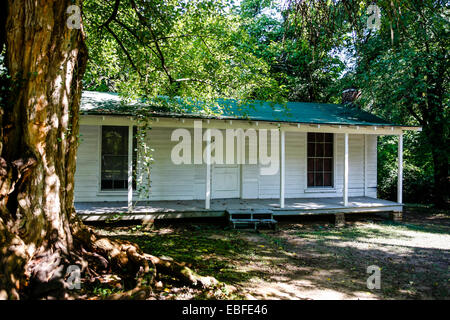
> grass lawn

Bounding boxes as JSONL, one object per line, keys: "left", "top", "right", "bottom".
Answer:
{"left": 89, "top": 206, "right": 449, "bottom": 300}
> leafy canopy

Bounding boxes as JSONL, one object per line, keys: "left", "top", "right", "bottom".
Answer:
{"left": 83, "top": 0, "right": 282, "bottom": 105}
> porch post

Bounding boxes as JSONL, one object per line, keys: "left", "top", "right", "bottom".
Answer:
{"left": 364, "top": 134, "right": 368, "bottom": 197}
{"left": 343, "top": 133, "right": 349, "bottom": 207}
{"left": 280, "top": 129, "right": 285, "bottom": 208}
{"left": 205, "top": 129, "right": 211, "bottom": 209}
{"left": 397, "top": 133, "right": 403, "bottom": 204}
{"left": 128, "top": 125, "right": 133, "bottom": 212}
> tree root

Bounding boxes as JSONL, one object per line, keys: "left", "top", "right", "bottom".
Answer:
{"left": 145, "top": 254, "right": 219, "bottom": 289}
{"left": 1, "top": 217, "right": 220, "bottom": 300}
{"left": 69, "top": 221, "right": 220, "bottom": 300}
{"left": 0, "top": 217, "right": 30, "bottom": 300}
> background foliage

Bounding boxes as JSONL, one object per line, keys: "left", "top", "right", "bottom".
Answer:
{"left": 82, "top": 0, "right": 449, "bottom": 206}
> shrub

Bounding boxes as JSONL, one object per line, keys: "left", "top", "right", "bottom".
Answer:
{"left": 377, "top": 133, "right": 434, "bottom": 205}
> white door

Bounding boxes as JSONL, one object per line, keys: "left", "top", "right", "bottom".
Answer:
{"left": 212, "top": 164, "right": 240, "bottom": 199}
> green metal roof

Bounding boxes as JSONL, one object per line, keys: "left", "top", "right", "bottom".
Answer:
{"left": 80, "top": 91, "right": 399, "bottom": 127}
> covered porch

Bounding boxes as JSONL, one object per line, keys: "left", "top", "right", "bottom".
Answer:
{"left": 76, "top": 91, "right": 422, "bottom": 222}
{"left": 75, "top": 196, "right": 403, "bottom": 222}
{"left": 95, "top": 129, "right": 406, "bottom": 214}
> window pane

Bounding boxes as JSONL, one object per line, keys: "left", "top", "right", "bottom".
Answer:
{"left": 324, "top": 158, "right": 332, "bottom": 171}
{"left": 101, "top": 180, "right": 112, "bottom": 190}
{"left": 315, "top": 173, "right": 323, "bottom": 186}
{"left": 101, "top": 126, "right": 129, "bottom": 190}
{"left": 308, "top": 173, "right": 314, "bottom": 186}
{"left": 102, "top": 126, "right": 128, "bottom": 155}
{"left": 314, "top": 158, "right": 323, "bottom": 171}
{"left": 307, "top": 133, "right": 334, "bottom": 188}
{"left": 308, "top": 158, "right": 314, "bottom": 171}
{"left": 308, "top": 143, "right": 315, "bottom": 157}
{"left": 324, "top": 143, "right": 333, "bottom": 157}
{"left": 316, "top": 143, "right": 324, "bottom": 157}
{"left": 316, "top": 133, "right": 324, "bottom": 142}
{"left": 324, "top": 173, "right": 332, "bottom": 186}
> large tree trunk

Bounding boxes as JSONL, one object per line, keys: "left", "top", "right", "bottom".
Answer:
{"left": 0, "top": 0, "right": 87, "bottom": 299}
{"left": 0, "top": 0, "right": 218, "bottom": 300}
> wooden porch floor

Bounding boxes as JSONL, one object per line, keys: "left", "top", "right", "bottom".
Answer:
{"left": 75, "top": 196, "right": 403, "bottom": 222}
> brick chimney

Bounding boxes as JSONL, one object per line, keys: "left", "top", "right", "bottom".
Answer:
{"left": 342, "top": 88, "right": 361, "bottom": 105}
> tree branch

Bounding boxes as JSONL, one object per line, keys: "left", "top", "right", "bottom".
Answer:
{"left": 104, "top": 25, "right": 142, "bottom": 78}
{"left": 129, "top": 0, "right": 174, "bottom": 83}
{"left": 99, "top": 0, "right": 121, "bottom": 30}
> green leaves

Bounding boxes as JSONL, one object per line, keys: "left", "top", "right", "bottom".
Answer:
{"left": 83, "top": 0, "right": 280, "bottom": 107}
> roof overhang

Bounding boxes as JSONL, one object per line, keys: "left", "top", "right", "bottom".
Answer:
{"left": 80, "top": 114, "right": 421, "bottom": 135}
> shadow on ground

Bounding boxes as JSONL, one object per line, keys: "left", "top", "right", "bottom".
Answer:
{"left": 95, "top": 207, "right": 449, "bottom": 300}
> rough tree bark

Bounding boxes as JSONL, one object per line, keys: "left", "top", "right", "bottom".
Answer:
{"left": 0, "top": 0, "right": 217, "bottom": 300}
{"left": 0, "top": 0, "right": 89, "bottom": 299}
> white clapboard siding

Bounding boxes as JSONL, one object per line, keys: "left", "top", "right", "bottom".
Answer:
{"left": 366, "top": 135, "right": 378, "bottom": 198}
{"left": 331, "top": 133, "right": 369, "bottom": 198}
{"left": 241, "top": 129, "right": 259, "bottom": 199}
{"left": 348, "top": 134, "right": 365, "bottom": 196}
{"left": 285, "top": 132, "right": 306, "bottom": 198}
{"left": 253, "top": 133, "right": 371, "bottom": 199}
{"left": 242, "top": 164, "right": 259, "bottom": 199}
{"left": 146, "top": 127, "right": 195, "bottom": 200}
{"left": 257, "top": 129, "right": 280, "bottom": 199}
{"left": 74, "top": 123, "right": 379, "bottom": 202}
{"left": 74, "top": 125, "right": 100, "bottom": 202}
{"left": 334, "top": 133, "right": 344, "bottom": 193}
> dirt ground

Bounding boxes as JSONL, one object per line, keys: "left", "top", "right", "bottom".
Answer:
{"left": 90, "top": 206, "right": 449, "bottom": 300}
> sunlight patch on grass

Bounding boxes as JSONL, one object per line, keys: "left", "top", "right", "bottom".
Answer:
{"left": 295, "top": 222, "right": 450, "bottom": 250}
{"left": 296, "top": 223, "right": 406, "bottom": 241}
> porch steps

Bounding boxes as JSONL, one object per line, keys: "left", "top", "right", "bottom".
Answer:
{"left": 226, "top": 209, "right": 277, "bottom": 230}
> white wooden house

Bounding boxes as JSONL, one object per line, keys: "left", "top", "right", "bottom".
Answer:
{"left": 75, "top": 91, "right": 421, "bottom": 223}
